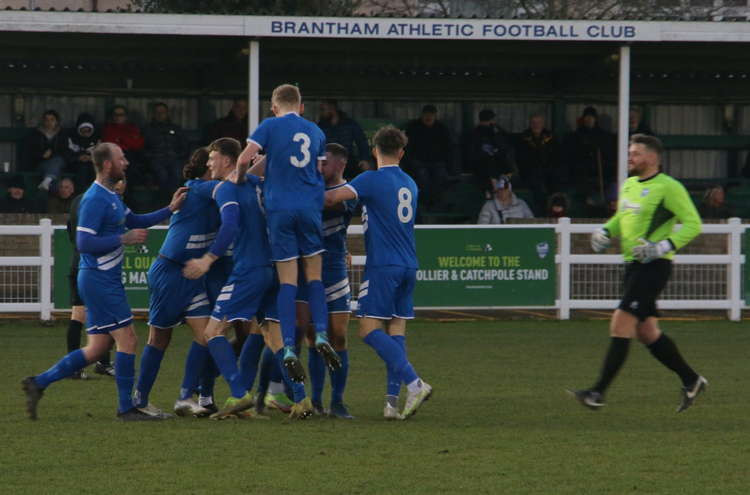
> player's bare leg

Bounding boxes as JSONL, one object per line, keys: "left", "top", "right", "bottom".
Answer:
{"left": 636, "top": 317, "right": 706, "bottom": 412}
{"left": 302, "top": 254, "right": 341, "bottom": 370}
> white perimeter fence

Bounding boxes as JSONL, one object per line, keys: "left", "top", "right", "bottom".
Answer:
{"left": 0, "top": 218, "right": 745, "bottom": 321}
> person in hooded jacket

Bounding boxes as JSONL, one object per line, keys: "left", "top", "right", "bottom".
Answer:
{"left": 24, "top": 109, "right": 68, "bottom": 191}
{"left": 65, "top": 112, "right": 101, "bottom": 192}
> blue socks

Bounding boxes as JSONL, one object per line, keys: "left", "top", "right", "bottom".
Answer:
{"left": 198, "top": 357, "right": 217, "bottom": 399}
{"left": 330, "top": 349, "right": 348, "bottom": 405}
{"left": 239, "top": 334, "right": 265, "bottom": 392}
{"left": 115, "top": 352, "right": 136, "bottom": 413}
{"left": 256, "top": 347, "right": 275, "bottom": 399}
{"left": 274, "top": 349, "right": 306, "bottom": 402}
{"left": 306, "top": 280, "right": 328, "bottom": 336}
{"left": 179, "top": 342, "right": 209, "bottom": 400}
{"left": 364, "top": 329, "right": 419, "bottom": 387}
{"left": 34, "top": 349, "right": 87, "bottom": 389}
{"left": 308, "top": 346, "right": 325, "bottom": 404}
{"left": 277, "top": 283, "right": 298, "bottom": 349}
{"left": 134, "top": 344, "right": 164, "bottom": 407}
{"left": 386, "top": 335, "right": 407, "bottom": 396}
{"left": 207, "top": 336, "right": 245, "bottom": 399}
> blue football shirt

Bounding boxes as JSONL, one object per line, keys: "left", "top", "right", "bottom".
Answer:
{"left": 248, "top": 112, "right": 326, "bottom": 212}
{"left": 322, "top": 182, "right": 357, "bottom": 267}
{"left": 76, "top": 181, "right": 127, "bottom": 274}
{"left": 213, "top": 176, "right": 272, "bottom": 272}
{"left": 158, "top": 179, "right": 219, "bottom": 263}
{"left": 346, "top": 166, "right": 418, "bottom": 269}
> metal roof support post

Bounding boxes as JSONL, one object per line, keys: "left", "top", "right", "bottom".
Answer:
{"left": 248, "top": 39, "right": 260, "bottom": 134}
{"left": 617, "top": 45, "right": 631, "bottom": 186}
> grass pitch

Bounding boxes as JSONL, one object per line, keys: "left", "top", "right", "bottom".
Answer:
{"left": 2, "top": 318, "right": 749, "bottom": 494}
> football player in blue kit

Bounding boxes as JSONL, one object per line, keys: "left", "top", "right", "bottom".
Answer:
{"left": 184, "top": 138, "right": 311, "bottom": 419}
{"left": 236, "top": 83, "right": 341, "bottom": 383}
{"left": 22, "top": 143, "right": 187, "bottom": 421}
{"left": 296, "top": 143, "right": 356, "bottom": 419}
{"left": 130, "top": 147, "right": 230, "bottom": 418}
{"left": 325, "top": 126, "right": 432, "bottom": 420}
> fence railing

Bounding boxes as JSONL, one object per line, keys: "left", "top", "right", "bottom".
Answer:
{"left": 0, "top": 219, "right": 745, "bottom": 321}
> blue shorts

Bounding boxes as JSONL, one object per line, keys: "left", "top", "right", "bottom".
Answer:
{"left": 212, "top": 266, "right": 275, "bottom": 322}
{"left": 266, "top": 209, "right": 323, "bottom": 262}
{"left": 206, "top": 256, "right": 233, "bottom": 304}
{"left": 78, "top": 269, "right": 133, "bottom": 334}
{"left": 356, "top": 266, "right": 416, "bottom": 320}
{"left": 296, "top": 263, "right": 351, "bottom": 313}
{"left": 147, "top": 257, "right": 210, "bottom": 329}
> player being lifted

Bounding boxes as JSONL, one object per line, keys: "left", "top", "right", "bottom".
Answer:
{"left": 571, "top": 134, "right": 707, "bottom": 412}
{"left": 22, "top": 143, "right": 187, "bottom": 421}
{"left": 185, "top": 138, "right": 311, "bottom": 419}
{"left": 236, "top": 84, "right": 341, "bottom": 382}
{"left": 325, "top": 126, "right": 432, "bottom": 420}
{"left": 297, "top": 143, "right": 357, "bottom": 419}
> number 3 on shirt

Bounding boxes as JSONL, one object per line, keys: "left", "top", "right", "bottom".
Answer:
{"left": 291, "top": 132, "right": 311, "bottom": 168}
{"left": 397, "top": 187, "right": 413, "bottom": 223}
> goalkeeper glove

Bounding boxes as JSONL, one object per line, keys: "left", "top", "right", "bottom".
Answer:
{"left": 590, "top": 228, "right": 611, "bottom": 253}
{"left": 632, "top": 238, "right": 674, "bottom": 263}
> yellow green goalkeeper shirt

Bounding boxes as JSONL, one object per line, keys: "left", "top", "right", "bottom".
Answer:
{"left": 604, "top": 172, "right": 702, "bottom": 262}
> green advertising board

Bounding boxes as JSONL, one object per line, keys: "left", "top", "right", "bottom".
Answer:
{"left": 53, "top": 227, "right": 167, "bottom": 310}
{"left": 414, "top": 227, "right": 556, "bottom": 307}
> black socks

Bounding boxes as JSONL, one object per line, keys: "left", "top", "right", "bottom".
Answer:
{"left": 592, "top": 337, "right": 631, "bottom": 394}
{"left": 647, "top": 333, "right": 699, "bottom": 387}
{"left": 66, "top": 320, "right": 83, "bottom": 353}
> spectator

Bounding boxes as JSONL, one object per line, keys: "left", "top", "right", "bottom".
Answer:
{"left": 24, "top": 109, "right": 68, "bottom": 191}
{"left": 477, "top": 176, "right": 534, "bottom": 224}
{"left": 699, "top": 185, "right": 733, "bottom": 219}
{"left": 563, "top": 106, "right": 616, "bottom": 206}
{"left": 207, "top": 98, "right": 248, "bottom": 143}
{"left": 515, "top": 113, "right": 560, "bottom": 215}
{"left": 546, "top": 192, "right": 570, "bottom": 219}
{"left": 629, "top": 106, "right": 655, "bottom": 136}
{"left": 47, "top": 177, "right": 75, "bottom": 214}
{"left": 404, "top": 104, "right": 453, "bottom": 209}
{"left": 64, "top": 112, "right": 100, "bottom": 192}
{"left": 467, "top": 108, "right": 516, "bottom": 198}
{"left": 143, "top": 102, "right": 188, "bottom": 201}
{"left": 317, "top": 100, "right": 371, "bottom": 178}
{"left": 102, "top": 105, "right": 146, "bottom": 205}
{"left": 0, "top": 175, "right": 37, "bottom": 213}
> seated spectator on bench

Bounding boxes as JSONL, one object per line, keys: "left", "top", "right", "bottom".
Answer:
{"left": 64, "top": 112, "right": 100, "bottom": 192}
{"left": 468, "top": 108, "right": 516, "bottom": 198}
{"left": 477, "top": 176, "right": 534, "bottom": 224}
{"left": 144, "top": 102, "right": 188, "bottom": 201}
{"left": 699, "top": 185, "right": 733, "bottom": 219}
{"left": 0, "top": 174, "right": 38, "bottom": 213}
{"left": 206, "top": 98, "right": 248, "bottom": 143}
{"left": 24, "top": 109, "right": 68, "bottom": 191}
{"left": 404, "top": 104, "right": 453, "bottom": 209}
{"left": 47, "top": 177, "right": 75, "bottom": 214}
{"left": 546, "top": 192, "right": 570, "bottom": 219}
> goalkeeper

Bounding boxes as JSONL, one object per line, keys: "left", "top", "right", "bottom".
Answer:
{"left": 571, "top": 134, "right": 707, "bottom": 413}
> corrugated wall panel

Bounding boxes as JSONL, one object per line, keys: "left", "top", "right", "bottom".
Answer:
{"left": 664, "top": 150, "right": 726, "bottom": 179}
{"left": 651, "top": 105, "right": 721, "bottom": 135}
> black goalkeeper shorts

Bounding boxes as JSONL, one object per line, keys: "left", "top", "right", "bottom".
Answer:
{"left": 68, "top": 266, "right": 84, "bottom": 307}
{"left": 618, "top": 259, "right": 672, "bottom": 321}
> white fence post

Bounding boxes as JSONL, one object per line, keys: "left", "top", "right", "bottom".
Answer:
{"left": 557, "top": 217, "right": 571, "bottom": 320}
{"left": 728, "top": 217, "right": 742, "bottom": 322}
{"left": 39, "top": 218, "right": 53, "bottom": 321}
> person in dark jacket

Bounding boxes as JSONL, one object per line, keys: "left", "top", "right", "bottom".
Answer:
{"left": 0, "top": 174, "right": 37, "bottom": 213}
{"left": 143, "top": 102, "right": 188, "bottom": 201}
{"left": 467, "top": 108, "right": 517, "bottom": 198}
{"left": 629, "top": 106, "right": 655, "bottom": 136}
{"left": 515, "top": 113, "right": 561, "bottom": 215}
{"left": 404, "top": 104, "right": 453, "bottom": 208}
{"left": 206, "top": 99, "right": 248, "bottom": 143}
{"left": 699, "top": 185, "right": 733, "bottom": 219}
{"left": 46, "top": 177, "right": 75, "bottom": 214}
{"left": 24, "top": 109, "right": 68, "bottom": 191}
{"left": 317, "top": 100, "right": 371, "bottom": 178}
{"left": 64, "top": 112, "right": 100, "bottom": 192}
{"left": 563, "top": 106, "right": 617, "bottom": 206}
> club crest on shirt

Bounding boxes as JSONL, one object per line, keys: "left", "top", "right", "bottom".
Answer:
{"left": 641, "top": 188, "right": 650, "bottom": 197}
{"left": 112, "top": 202, "right": 117, "bottom": 210}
